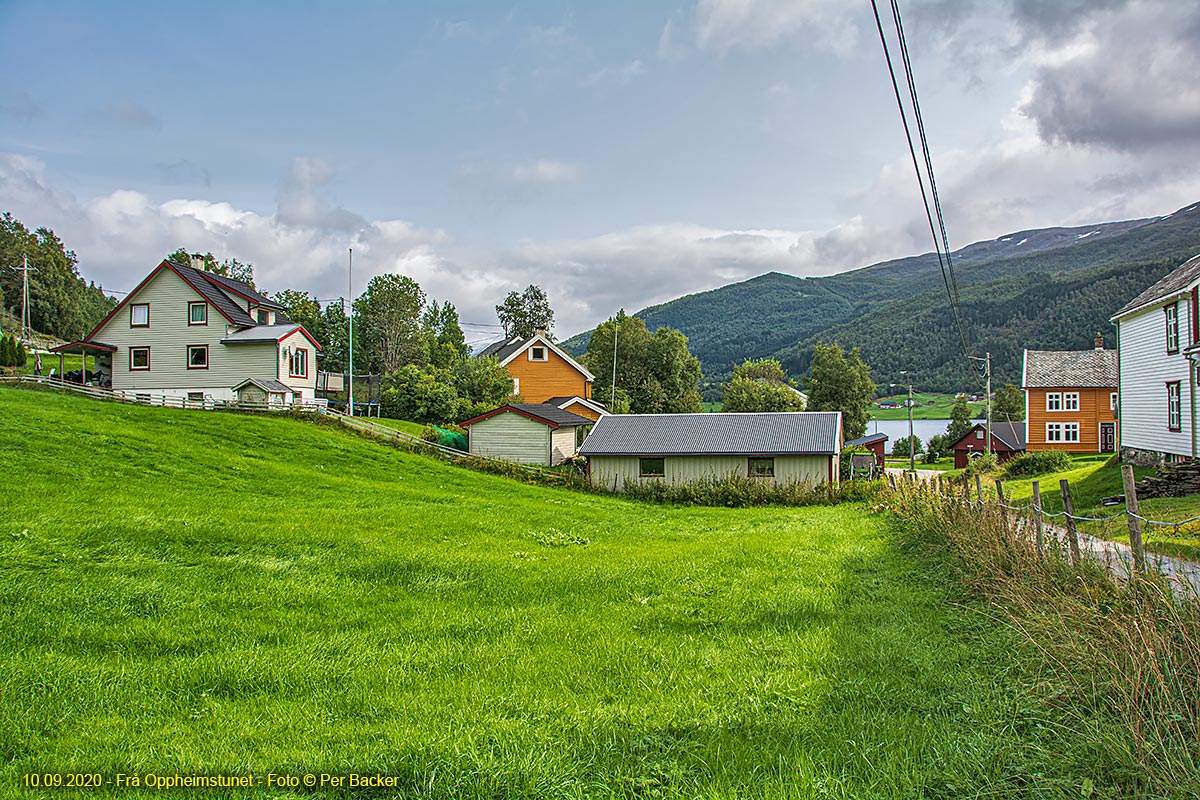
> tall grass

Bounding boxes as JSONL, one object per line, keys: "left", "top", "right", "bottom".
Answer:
{"left": 884, "top": 478, "right": 1200, "bottom": 796}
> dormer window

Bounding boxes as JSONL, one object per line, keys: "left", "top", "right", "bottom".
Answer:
{"left": 257, "top": 309, "right": 271, "bottom": 325}
{"left": 130, "top": 303, "right": 149, "bottom": 327}
{"left": 529, "top": 346, "right": 548, "bottom": 362}
{"left": 188, "top": 302, "right": 207, "bottom": 326}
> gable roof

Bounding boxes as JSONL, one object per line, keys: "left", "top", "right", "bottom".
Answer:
{"left": 846, "top": 432, "right": 888, "bottom": 447}
{"left": 950, "top": 421, "right": 1027, "bottom": 452}
{"left": 545, "top": 395, "right": 607, "bottom": 414}
{"left": 1112, "top": 252, "right": 1200, "bottom": 320}
{"left": 232, "top": 377, "right": 294, "bottom": 394}
{"left": 221, "top": 324, "right": 322, "bottom": 350}
{"left": 478, "top": 334, "right": 595, "bottom": 381}
{"left": 578, "top": 412, "right": 842, "bottom": 457}
{"left": 198, "top": 270, "right": 283, "bottom": 310}
{"left": 461, "top": 403, "right": 594, "bottom": 428}
{"left": 167, "top": 260, "right": 258, "bottom": 326}
{"left": 1023, "top": 349, "right": 1117, "bottom": 389}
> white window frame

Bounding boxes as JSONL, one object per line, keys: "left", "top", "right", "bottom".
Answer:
{"left": 528, "top": 346, "right": 548, "bottom": 362}
{"left": 1110, "top": 392, "right": 1118, "bottom": 411}
{"left": 1046, "top": 422, "right": 1080, "bottom": 443}
{"left": 187, "top": 344, "right": 209, "bottom": 370}
{"left": 1046, "top": 392, "right": 1062, "bottom": 412}
{"left": 512, "top": 377, "right": 520, "bottom": 395}
{"left": 1168, "top": 381, "right": 1182, "bottom": 431}
{"left": 130, "top": 303, "right": 150, "bottom": 327}
{"left": 188, "top": 302, "right": 207, "bottom": 326}
{"left": 1063, "top": 392, "right": 1080, "bottom": 411}
{"left": 1166, "top": 303, "right": 1180, "bottom": 353}
{"left": 129, "top": 347, "right": 150, "bottom": 371}
{"left": 289, "top": 348, "right": 308, "bottom": 378}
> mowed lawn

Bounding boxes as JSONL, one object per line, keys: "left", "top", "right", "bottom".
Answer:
{"left": 1, "top": 386, "right": 1088, "bottom": 798}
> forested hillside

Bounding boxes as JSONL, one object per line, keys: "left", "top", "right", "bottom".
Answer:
{"left": 562, "top": 203, "right": 1200, "bottom": 396}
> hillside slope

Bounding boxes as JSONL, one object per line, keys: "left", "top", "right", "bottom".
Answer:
{"left": 562, "top": 203, "right": 1200, "bottom": 394}
{"left": 0, "top": 385, "right": 1116, "bottom": 797}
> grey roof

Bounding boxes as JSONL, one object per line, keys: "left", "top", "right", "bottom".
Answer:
{"left": 220, "top": 324, "right": 305, "bottom": 344}
{"left": 579, "top": 412, "right": 842, "bottom": 457}
{"left": 847, "top": 432, "right": 888, "bottom": 447}
{"left": 478, "top": 336, "right": 528, "bottom": 361}
{"left": 232, "top": 377, "right": 293, "bottom": 393}
{"left": 1024, "top": 349, "right": 1117, "bottom": 388}
{"left": 546, "top": 395, "right": 607, "bottom": 410}
{"left": 508, "top": 403, "right": 593, "bottom": 427}
{"left": 1113, "top": 252, "right": 1200, "bottom": 318}
{"left": 199, "top": 271, "right": 284, "bottom": 310}
{"left": 167, "top": 260, "right": 256, "bottom": 326}
{"left": 952, "top": 421, "right": 1027, "bottom": 451}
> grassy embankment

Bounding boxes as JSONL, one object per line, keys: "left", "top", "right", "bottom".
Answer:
{"left": 870, "top": 391, "right": 985, "bottom": 420}
{"left": 0, "top": 385, "right": 1149, "bottom": 798}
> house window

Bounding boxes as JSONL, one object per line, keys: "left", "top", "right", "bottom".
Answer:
{"left": 289, "top": 348, "right": 308, "bottom": 378}
{"left": 1046, "top": 392, "right": 1062, "bottom": 411}
{"left": 529, "top": 346, "right": 548, "bottom": 362}
{"left": 512, "top": 377, "right": 520, "bottom": 396}
{"left": 1110, "top": 392, "right": 1118, "bottom": 411}
{"left": 1166, "top": 304, "right": 1180, "bottom": 353}
{"left": 975, "top": 430, "right": 984, "bottom": 439}
{"left": 748, "top": 457, "right": 775, "bottom": 478}
{"left": 187, "top": 345, "right": 209, "bottom": 370}
{"left": 1046, "top": 423, "right": 1080, "bottom": 443}
{"left": 188, "top": 302, "right": 207, "bottom": 325}
{"left": 1168, "top": 381, "right": 1182, "bottom": 431}
{"left": 130, "top": 303, "right": 149, "bottom": 327}
{"left": 257, "top": 309, "right": 270, "bottom": 325}
{"left": 638, "top": 457, "right": 665, "bottom": 478}
{"left": 129, "top": 347, "right": 150, "bottom": 371}
{"left": 1063, "top": 392, "right": 1079, "bottom": 411}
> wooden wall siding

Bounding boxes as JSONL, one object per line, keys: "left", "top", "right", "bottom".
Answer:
{"left": 277, "top": 328, "right": 317, "bottom": 399}
{"left": 468, "top": 411, "right": 553, "bottom": 465}
{"left": 95, "top": 268, "right": 277, "bottom": 396}
{"left": 505, "top": 348, "right": 590, "bottom": 403}
{"left": 589, "top": 454, "right": 832, "bottom": 491}
{"left": 1118, "top": 297, "right": 1195, "bottom": 458}
{"left": 1026, "top": 387, "right": 1118, "bottom": 452}
{"left": 550, "top": 427, "right": 577, "bottom": 465}
{"left": 560, "top": 401, "right": 602, "bottom": 421}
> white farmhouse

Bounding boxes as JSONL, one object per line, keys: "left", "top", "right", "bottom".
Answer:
{"left": 1111, "top": 253, "right": 1200, "bottom": 462}
{"left": 51, "top": 257, "right": 320, "bottom": 404}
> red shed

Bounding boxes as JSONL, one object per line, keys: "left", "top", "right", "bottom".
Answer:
{"left": 846, "top": 432, "right": 888, "bottom": 469}
{"left": 951, "top": 422, "right": 1026, "bottom": 468}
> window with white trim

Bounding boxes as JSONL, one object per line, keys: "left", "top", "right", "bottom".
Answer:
{"left": 129, "top": 347, "right": 150, "bottom": 371}
{"left": 188, "top": 302, "right": 207, "bottom": 325}
{"left": 130, "top": 303, "right": 149, "bottom": 327}
{"left": 1166, "top": 304, "right": 1180, "bottom": 353}
{"left": 1063, "top": 392, "right": 1079, "bottom": 411}
{"left": 529, "top": 346, "right": 548, "bottom": 362}
{"left": 289, "top": 348, "right": 308, "bottom": 378}
{"left": 187, "top": 345, "right": 209, "bottom": 369}
{"left": 512, "top": 377, "right": 520, "bottom": 395}
{"left": 1168, "top": 381, "right": 1182, "bottom": 431}
{"left": 1046, "top": 422, "right": 1080, "bottom": 443}
{"left": 1046, "top": 392, "right": 1062, "bottom": 411}
{"left": 1110, "top": 392, "right": 1118, "bottom": 411}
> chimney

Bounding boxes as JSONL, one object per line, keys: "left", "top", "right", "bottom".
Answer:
{"left": 190, "top": 253, "right": 205, "bottom": 271}
{"left": 1094, "top": 332, "right": 1104, "bottom": 350}
{"left": 534, "top": 328, "right": 546, "bottom": 338}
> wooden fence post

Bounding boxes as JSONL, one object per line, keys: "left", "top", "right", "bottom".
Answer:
{"left": 1031, "top": 480, "right": 1046, "bottom": 559}
{"left": 995, "top": 479, "right": 1009, "bottom": 535}
{"left": 1060, "top": 479, "right": 1082, "bottom": 569}
{"left": 1121, "top": 464, "right": 1146, "bottom": 572}
{"left": 975, "top": 474, "right": 984, "bottom": 511}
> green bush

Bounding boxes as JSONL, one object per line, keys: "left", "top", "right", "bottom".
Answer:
{"left": 1002, "top": 449, "right": 1072, "bottom": 477}
{"left": 963, "top": 451, "right": 998, "bottom": 476}
{"left": 0, "top": 334, "right": 15, "bottom": 367}
{"left": 622, "top": 473, "right": 882, "bottom": 508}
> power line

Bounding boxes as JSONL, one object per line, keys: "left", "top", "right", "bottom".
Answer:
{"left": 870, "top": 0, "right": 974, "bottom": 374}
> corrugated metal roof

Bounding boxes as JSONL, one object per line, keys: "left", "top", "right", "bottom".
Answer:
{"left": 168, "top": 260, "right": 257, "bottom": 326}
{"left": 578, "top": 412, "right": 842, "bottom": 456}
{"left": 1024, "top": 349, "right": 1117, "bottom": 388}
{"left": 1113, "top": 252, "right": 1200, "bottom": 318}
{"left": 846, "top": 432, "right": 888, "bottom": 446}
{"left": 220, "top": 325, "right": 303, "bottom": 344}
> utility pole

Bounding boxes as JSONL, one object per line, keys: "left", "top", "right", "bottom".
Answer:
{"left": 9, "top": 255, "right": 37, "bottom": 340}
{"left": 347, "top": 248, "right": 354, "bottom": 418}
{"left": 610, "top": 315, "right": 618, "bottom": 409}
{"left": 968, "top": 352, "right": 993, "bottom": 456}
{"left": 908, "top": 379, "right": 915, "bottom": 472}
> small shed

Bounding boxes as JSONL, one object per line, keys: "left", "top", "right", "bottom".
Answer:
{"left": 578, "top": 412, "right": 843, "bottom": 491}
{"left": 951, "top": 422, "right": 1026, "bottom": 468}
{"left": 461, "top": 403, "right": 593, "bottom": 466}
{"left": 232, "top": 377, "right": 295, "bottom": 407}
{"left": 846, "top": 432, "right": 888, "bottom": 469}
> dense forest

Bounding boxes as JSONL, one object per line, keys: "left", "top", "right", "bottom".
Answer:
{"left": 0, "top": 213, "right": 116, "bottom": 341}
{"left": 562, "top": 202, "right": 1200, "bottom": 396}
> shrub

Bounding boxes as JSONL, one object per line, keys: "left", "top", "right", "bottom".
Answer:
{"left": 925, "top": 433, "right": 951, "bottom": 461}
{"left": 963, "top": 451, "right": 998, "bottom": 476}
{"left": 1002, "top": 449, "right": 1072, "bottom": 477}
{"left": 892, "top": 434, "right": 923, "bottom": 458}
{"left": 622, "top": 473, "right": 882, "bottom": 508}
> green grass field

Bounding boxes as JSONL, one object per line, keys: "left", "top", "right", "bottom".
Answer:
{"left": 369, "top": 416, "right": 426, "bottom": 437}
{"left": 0, "top": 386, "right": 1131, "bottom": 798}
{"left": 871, "top": 392, "right": 986, "bottom": 420}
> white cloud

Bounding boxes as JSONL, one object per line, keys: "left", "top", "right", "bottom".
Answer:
{"left": 584, "top": 59, "right": 645, "bottom": 85}
{"left": 692, "top": 0, "right": 859, "bottom": 56}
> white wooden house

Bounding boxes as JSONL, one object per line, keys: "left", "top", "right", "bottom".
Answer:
{"left": 461, "top": 403, "right": 593, "bottom": 466}
{"left": 1111, "top": 253, "right": 1200, "bottom": 462}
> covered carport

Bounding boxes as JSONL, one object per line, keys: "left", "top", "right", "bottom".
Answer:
{"left": 48, "top": 340, "right": 116, "bottom": 386}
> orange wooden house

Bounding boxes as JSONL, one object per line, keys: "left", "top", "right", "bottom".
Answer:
{"left": 477, "top": 331, "right": 605, "bottom": 420}
{"left": 1022, "top": 339, "right": 1119, "bottom": 453}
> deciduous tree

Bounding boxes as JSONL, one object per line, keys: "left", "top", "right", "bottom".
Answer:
{"left": 584, "top": 311, "right": 702, "bottom": 413}
{"left": 496, "top": 285, "right": 555, "bottom": 340}
{"left": 994, "top": 383, "right": 1026, "bottom": 422}
{"left": 353, "top": 274, "right": 427, "bottom": 374}
{"left": 805, "top": 342, "right": 876, "bottom": 439}
{"left": 947, "top": 394, "right": 974, "bottom": 442}
{"left": 721, "top": 358, "right": 806, "bottom": 412}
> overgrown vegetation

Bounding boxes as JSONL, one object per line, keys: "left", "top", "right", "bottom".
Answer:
{"left": 1002, "top": 449, "right": 1072, "bottom": 477}
{"left": 884, "top": 479, "right": 1200, "bottom": 796}
{"left": 621, "top": 473, "right": 882, "bottom": 508}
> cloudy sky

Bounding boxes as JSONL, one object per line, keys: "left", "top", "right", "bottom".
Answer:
{"left": 3, "top": 0, "right": 1200, "bottom": 345}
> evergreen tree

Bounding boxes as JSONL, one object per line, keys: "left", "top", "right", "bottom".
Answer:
{"left": 0, "top": 334, "right": 14, "bottom": 367}
{"left": 15, "top": 337, "right": 27, "bottom": 366}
